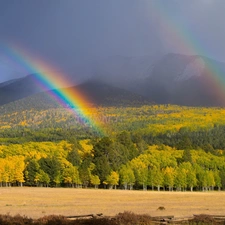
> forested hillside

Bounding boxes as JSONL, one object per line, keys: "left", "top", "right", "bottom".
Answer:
{"left": 1, "top": 104, "right": 225, "bottom": 190}
{"left": 1, "top": 104, "right": 225, "bottom": 149}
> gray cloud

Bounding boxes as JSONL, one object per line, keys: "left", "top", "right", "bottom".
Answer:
{"left": 0, "top": 0, "right": 224, "bottom": 82}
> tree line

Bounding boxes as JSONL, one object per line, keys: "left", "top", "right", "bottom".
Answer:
{"left": 1, "top": 104, "right": 225, "bottom": 190}
{"left": 0, "top": 134, "right": 225, "bottom": 191}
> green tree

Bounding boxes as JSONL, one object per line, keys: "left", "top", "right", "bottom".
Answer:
{"left": 131, "top": 157, "right": 148, "bottom": 190}
{"left": 182, "top": 162, "right": 197, "bottom": 191}
{"left": 39, "top": 156, "right": 62, "bottom": 186}
{"left": 149, "top": 167, "right": 164, "bottom": 191}
{"left": 25, "top": 159, "right": 40, "bottom": 186}
{"left": 62, "top": 164, "right": 80, "bottom": 187}
{"left": 219, "top": 170, "right": 225, "bottom": 190}
{"left": 163, "top": 167, "right": 175, "bottom": 191}
{"left": 35, "top": 169, "right": 50, "bottom": 187}
{"left": 78, "top": 157, "right": 92, "bottom": 188}
{"left": 67, "top": 148, "right": 81, "bottom": 167}
{"left": 117, "top": 131, "right": 139, "bottom": 159}
{"left": 206, "top": 170, "right": 215, "bottom": 191}
{"left": 92, "top": 137, "right": 114, "bottom": 183}
{"left": 175, "top": 165, "right": 187, "bottom": 191}
{"left": 186, "top": 169, "right": 197, "bottom": 191}
{"left": 182, "top": 149, "right": 192, "bottom": 163}
{"left": 177, "top": 136, "right": 192, "bottom": 150}
{"left": 132, "top": 133, "right": 148, "bottom": 154}
{"left": 214, "top": 170, "right": 222, "bottom": 190}
{"left": 119, "top": 164, "right": 135, "bottom": 190}
{"left": 90, "top": 175, "right": 100, "bottom": 189}
{"left": 103, "top": 171, "right": 119, "bottom": 189}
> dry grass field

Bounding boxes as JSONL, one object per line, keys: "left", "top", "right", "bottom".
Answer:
{"left": 0, "top": 187, "right": 225, "bottom": 219}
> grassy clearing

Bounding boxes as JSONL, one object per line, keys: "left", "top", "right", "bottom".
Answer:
{"left": 0, "top": 188, "right": 225, "bottom": 219}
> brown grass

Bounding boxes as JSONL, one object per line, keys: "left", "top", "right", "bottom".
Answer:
{"left": 0, "top": 187, "right": 225, "bottom": 219}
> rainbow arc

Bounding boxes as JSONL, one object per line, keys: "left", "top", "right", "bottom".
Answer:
{"left": 151, "top": 2, "right": 225, "bottom": 105}
{"left": 0, "top": 44, "right": 105, "bottom": 135}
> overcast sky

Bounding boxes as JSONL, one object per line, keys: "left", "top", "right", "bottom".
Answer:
{"left": 0, "top": 0, "right": 225, "bottom": 82}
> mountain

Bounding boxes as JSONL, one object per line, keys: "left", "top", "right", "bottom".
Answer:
{"left": 2, "top": 53, "right": 225, "bottom": 108}
{"left": 93, "top": 55, "right": 159, "bottom": 93}
{"left": 92, "top": 53, "right": 225, "bottom": 107}
{"left": 142, "top": 53, "right": 225, "bottom": 106}
{"left": 0, "top": 74, "right": 49, "bottom": 106}
{"left": 74, "top": 80, "right": 151, "bottom": 106}
{"left": 0, "top": 80, "right": 151, "bottom": 113}
{"left": 0, "top": 77, "right": 23, "bottom": 88}
{"left": 0, "top": 61, "right": 100, "bottom": 106}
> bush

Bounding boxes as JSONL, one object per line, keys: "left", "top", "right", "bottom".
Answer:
{"left": 0, "top": 212, "right": 222, "bottom": 225}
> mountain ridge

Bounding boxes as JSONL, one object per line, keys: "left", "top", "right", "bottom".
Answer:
{"left": 1, "top": 53, "right": 225, "bottom": 108}
{"left": 0, "top": 80, "right": 152, "bottom": 113}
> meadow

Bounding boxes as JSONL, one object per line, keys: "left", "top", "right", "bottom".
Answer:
{"left": 0, "top": 187, "right": 225, "bottom": 219}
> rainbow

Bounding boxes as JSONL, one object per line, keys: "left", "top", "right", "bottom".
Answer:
{"left": 0, "top": 43, "right": 105, "bottom": 135}
{"left": 152, "top": 2, "right": 225, "bottom": 105}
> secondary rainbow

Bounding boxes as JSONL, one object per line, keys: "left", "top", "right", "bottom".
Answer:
{"left": 1, "top": 44, "right": 104, "bottom": 134}
{"left": 152, "top": 2, "right": 225, "bottom": 105}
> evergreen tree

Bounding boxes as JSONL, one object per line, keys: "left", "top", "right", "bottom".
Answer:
{"left": 39, "top": 156, "right": 62, "bottom": 186}
{"left": 182, "top": 149, "right": 192, "bottom": 163}
{"left": 25, "top": 159, "right": 40, "bottom": 186}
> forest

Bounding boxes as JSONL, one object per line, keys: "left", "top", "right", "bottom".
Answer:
{"left": 1, "top": 104, "right": 225, "bottom": 190}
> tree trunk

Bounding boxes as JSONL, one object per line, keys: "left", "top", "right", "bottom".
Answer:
{"left": 143, "top": 184, "right": 147, "bottom": 191}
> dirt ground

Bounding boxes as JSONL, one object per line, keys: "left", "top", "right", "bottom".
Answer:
{"left": 0, "top": 187, "right": 224, "bottom": 219}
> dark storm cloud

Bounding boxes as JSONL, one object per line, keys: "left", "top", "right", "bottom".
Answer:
{"left": 0, "top": 0, "right": 224, "bottom": 82}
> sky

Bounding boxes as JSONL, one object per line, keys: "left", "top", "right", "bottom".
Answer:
{"left": 0, "top": 0, "right": 225, "bottom": 83}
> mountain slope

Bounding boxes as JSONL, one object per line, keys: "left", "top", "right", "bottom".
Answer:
{"left": 0, "top": 77, "right": 24, "bottom": 88}
{"left": 0, "top": 80, "right": 151, "bottom": 113}
{"left": 75, "top": 80, "right": 151, "bottom": 106}
{"left": 93, "top": 55, "right": 160, "bottom": 93}
{"left": 0, "top": 74, "right": 47, "bottom": 106}
{"left": 2, "top": 53, "right": 225, "bottom": 108}
{"left": 142, "top": 53, "right": 225, "bottom": 106}
{"left": 91, "top": 53, "right": 225, "bottom": 107}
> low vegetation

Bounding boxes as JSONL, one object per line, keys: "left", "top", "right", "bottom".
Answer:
{"left": 0, "top": 212, "right": 154, "bottom": 225}
{"left": 0, "top": 211, "right": 223, "bottom": 225}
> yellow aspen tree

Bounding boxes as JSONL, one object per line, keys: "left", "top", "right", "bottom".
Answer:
{"left": 103, "top": 171, "right": 119, "bottom": 189}
{"left": 13, "top": 156, "right": 25, "bottom": 186}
